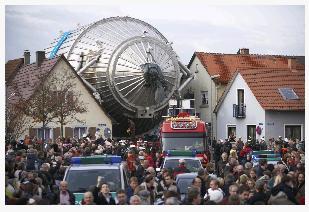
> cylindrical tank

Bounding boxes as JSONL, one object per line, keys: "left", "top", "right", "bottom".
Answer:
{"left": 45, "top": 16, "right": 190, "bottom": 137}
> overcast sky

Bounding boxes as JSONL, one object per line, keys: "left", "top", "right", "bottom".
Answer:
{"left": 5, "top": 4, "right": 305, "bottom": 65}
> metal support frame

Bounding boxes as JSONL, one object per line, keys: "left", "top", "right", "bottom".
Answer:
{"left": 77, "top": 54, "right": 101, "bottom": 75}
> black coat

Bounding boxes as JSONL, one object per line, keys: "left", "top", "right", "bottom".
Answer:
{"left": 97, "top": 193, "right": 116, "bottom": 205}
{"left": 54, "top": 190, "right": 75, "bottom": 205}
{"left": 247, "top": 191, "right": 269, "bottom": 205}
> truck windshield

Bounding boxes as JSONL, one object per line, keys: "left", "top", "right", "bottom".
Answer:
{"left": 161, "top": 133, "right": 204, "bottom": 151}
{"left": 65, "top": 169, "right": 121, "bottom": 193}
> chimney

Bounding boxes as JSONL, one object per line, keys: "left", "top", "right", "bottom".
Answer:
{"left": 24, "top": 50, "right": 30, "bottom": 65}
{"left": 237, "top": 48, "right": 250, "bottom": 55}
{"left": 288, "top": 58, "right": 297, "bottom": 70}
{"left": 36, "top": 51, "right": 46, "bottom": 67}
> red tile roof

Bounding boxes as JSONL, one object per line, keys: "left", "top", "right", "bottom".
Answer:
{"left": 239, "top": 68, "right": 304, "bottom": 110}
{"left": 5, "top": 58, "right": 24, "bottom": 82}
{"left": 215, "top": 68, "right": 305, "bottom": 112}
{"left": 191, "top": 52, "right": 305, "bottom": 84}
{"left": 6, "top": 56, "right": 61, "bottom": 104}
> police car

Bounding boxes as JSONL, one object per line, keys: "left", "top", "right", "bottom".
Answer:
{"left": 251, "top": 150, "right": 282, "bottom": 166}
{"left": 156, "top": 150, "right": 203, "bottom": 173}
{"left": 63, "top": 155, "right": 129, "bottom": 205}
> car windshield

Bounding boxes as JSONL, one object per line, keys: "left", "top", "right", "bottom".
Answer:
{"left": 65, "top": 169, "right": 121, "bottom": 193}
{"left": 162, "top": 133, "right": 204, "bottom": 151}
{"left": 177, "top": 178, "right": 195, "bottom": 194}
{"left": 164, "top": 159, "right": 201, "bottom": 172}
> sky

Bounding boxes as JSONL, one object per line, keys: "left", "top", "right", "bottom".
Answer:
{"left": 4, "top": 3, "right": 305, "bottom": 65}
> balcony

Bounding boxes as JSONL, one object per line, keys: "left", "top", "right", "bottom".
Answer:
{"left": 233, "top": 104, "right": 246, "bottom": 118}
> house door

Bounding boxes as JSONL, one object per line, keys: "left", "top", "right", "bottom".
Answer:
{"left": 247, "top": 125, "right": 256, "bottom": 141}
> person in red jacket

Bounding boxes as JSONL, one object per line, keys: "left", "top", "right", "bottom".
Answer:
{"left": 173, "top": 159, "right": 190, "bottom": 178}
{"left": 127, "top": 150, "right": 136, "bottom": 177}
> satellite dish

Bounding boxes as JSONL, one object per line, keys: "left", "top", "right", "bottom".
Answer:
{"left": 104, "top": 127, "right": 111, "bottom": 138}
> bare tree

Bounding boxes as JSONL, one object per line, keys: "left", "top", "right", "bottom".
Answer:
{"left": 25, "top": 73, "right": 57, "bottom": 140}
{"left": 49, "top": 72, "right": 88, "bottom": 137}
{"left": 5, "top": 82, "right": 32, "bottom": 143}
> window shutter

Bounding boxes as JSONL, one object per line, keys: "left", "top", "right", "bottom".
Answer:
{"left": 29, "top": 128, "right": 36, "bottom": 138}
{"left": 88, "top": 127, "right": 96, "bottom": 139}
{"left": 53, "top": 127, "right": 61, "bottom": 140}
{"left": 65, "top": 127, "right": 73, "bottom": 138}
{"left": 233, "top": 104, "right": 237, "bottom": 117}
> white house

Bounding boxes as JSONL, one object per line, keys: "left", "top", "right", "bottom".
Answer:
{"left": 6, "top": 51, "right": 113, "bottom": 141}
{"left": 214, "top": 66, "right": 305, "bottom": 142}
{"left": 184, "top": 48, "right": 305, "bottom": 140}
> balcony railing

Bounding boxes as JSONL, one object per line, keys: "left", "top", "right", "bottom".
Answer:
{"left": 233, "top": 104, "right": 246, "bottom": 118}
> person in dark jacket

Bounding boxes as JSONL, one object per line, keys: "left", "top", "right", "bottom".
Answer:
{"left": 247, "top": 179, "right": 269, "bottom": 205}
{"left": 269, "top": 175, "right": 298, "bottom": 205}
{"left": 196, "top": 168, "right": 208, "bottom": 197}
{"left": 89, "top": 176, "right": 105, "bottom": 205}
{"left": 97, "top": 183, "right": 116, "bottom": 205}
{"left": 126, "top": 176, "right": 139, "bottom": 203}
{"left": 255, "top": 159, "right": 268, "bottom": 178}
{"left": 53, "top": 181, "right": 75, "bottom": 205}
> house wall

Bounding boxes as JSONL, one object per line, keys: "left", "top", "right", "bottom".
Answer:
{"left": 183, "top": 57, "right": 222, "bottom": 139}
{"left": 216, "top": 73, "right": 265, "bottom": 141}
{"left": 265, "top": 111, "right": 305, "bottom": 140}
{"left": 19, "top": 59, "right": 112, "bottom": 140}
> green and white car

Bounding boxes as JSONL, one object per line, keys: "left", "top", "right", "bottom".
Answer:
{"left": 63, "top": 155, "right": 129, "bottom": 205}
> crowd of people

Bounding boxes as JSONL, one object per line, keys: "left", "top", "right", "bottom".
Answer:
{"left": 5, "top": 133, "right": 306, "bottom": 205}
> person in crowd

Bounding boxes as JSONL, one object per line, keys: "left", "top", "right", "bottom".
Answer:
{"left": 184, "top": 187, "right": 202, "bottom": 205}
{"left": 53, "top": 181, "right": 75, "bottom": 205}
{"left": 126, "top": 176, "right": 139, "bottom": 203}
{"left": 296, "top": 172, "right": 305, "bottom": 204}
{"left": 238, "top": 185, "right": 250, "bottom": 205}
{"left": 116, "top": 189, "right": 128, "bottom": 205}
{"left": 269, "top": 174, "right": 298, "bottom": 205}
{"left": 247, "top": 179, "right": 269, "bottom": 205}
{"left": 81, "top": 191, "right": 95, "bottom": 205}
{"left": 139, "top": 175, "right": 157, "bottom": 204}
{"left": 216, "top": 152, "right": 228, "bottom": 177}
{"left": 129, "top": 195, "right": 141, "bottom": 205}
{"left": 173, "top": 159, "right": 190, "bottom": 178}
{"left": 157, "top": 173, "right": 178, "bottom": 197}
{"left": 97, "top": 183, "right": 116, "bottom": 205}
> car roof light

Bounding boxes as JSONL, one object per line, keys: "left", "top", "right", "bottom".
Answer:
{"left": 71, "top": 155, "right": 122, "bottom": 165}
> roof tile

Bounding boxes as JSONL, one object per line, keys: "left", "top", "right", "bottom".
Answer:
{"left": 194, "top": 52, "right": 304, "bottom": 84}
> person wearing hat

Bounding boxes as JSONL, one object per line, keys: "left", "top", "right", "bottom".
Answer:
{"left": 173, "top": 159, "right": 190, "bottom": 178}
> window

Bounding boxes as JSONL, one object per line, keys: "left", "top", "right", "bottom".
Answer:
{"left": 227, "top": 125, "right": 236, "bottom": 139}
{"left": 37, "top": 128, "right": 51, "bottom": 140}
{"left": 237, "top": 89, "right": 244, "bottom": 106}
{"left": 247, "top": 125, "right": 256, "bottom": 141}
{"left": 74, "top": 127, "right": 87, "bottom": 139}
{"left": 201, "top": 91, "right": 208, "bottom": 105}
{"left": 278, "top": 88, "right": 299, "bottom": 100}
{"left": 285, "top": 125, "right": 301, "bottom": 140}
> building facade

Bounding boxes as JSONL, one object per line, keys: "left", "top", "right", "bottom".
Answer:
{"left": 214, "top": 68, "right": 305, "bottom": 142}
{"left": 184, "top": 48, "right": 305, "bottom": 140}
{"left": 6, "top": 51, "right": 113, "bottom": 141}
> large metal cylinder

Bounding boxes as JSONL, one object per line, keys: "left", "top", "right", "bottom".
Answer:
{"left": 45, "top": 16, "right": 191, "bottom": 136}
